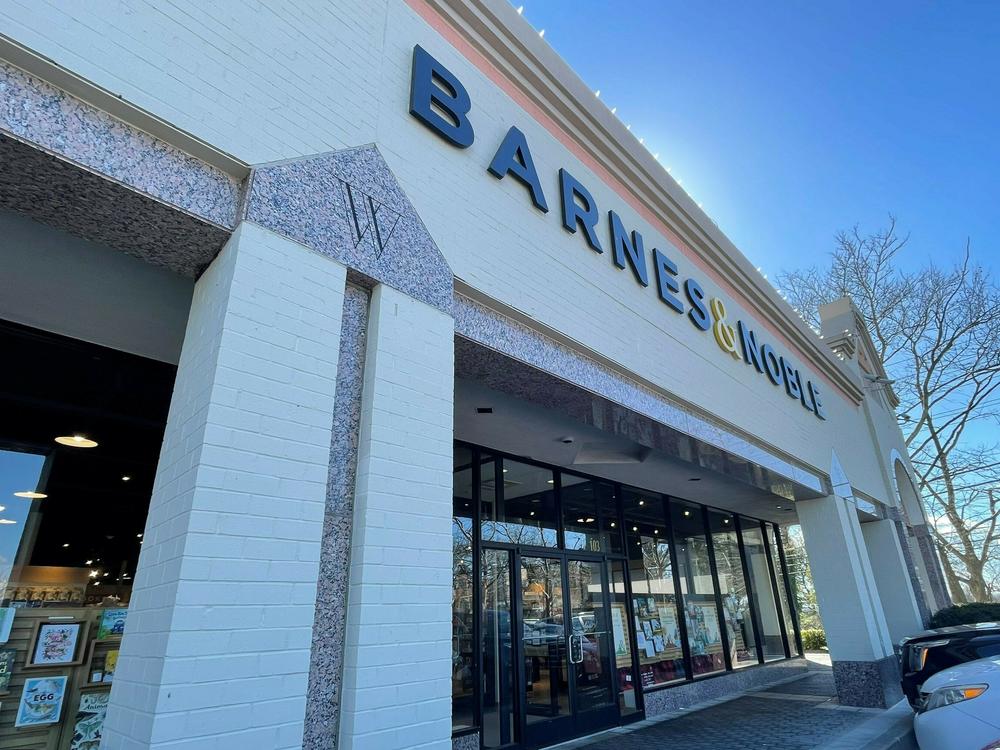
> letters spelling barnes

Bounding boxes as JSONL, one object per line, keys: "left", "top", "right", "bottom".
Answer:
{"left": 408, "top": 45, "right": 826, "bottom": 421}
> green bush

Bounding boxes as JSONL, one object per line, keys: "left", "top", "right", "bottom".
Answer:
{"left": 801, "top": 628, "right": 827, "bottom": 651}
{"left": 929, "top": 603, "right": 1000, "bottom": 629}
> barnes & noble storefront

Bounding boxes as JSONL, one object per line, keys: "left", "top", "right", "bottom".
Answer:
{"left": 451, "top": 442, "right": 801, "bottom": 748}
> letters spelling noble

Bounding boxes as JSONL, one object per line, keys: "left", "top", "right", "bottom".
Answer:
{"left": 408, "top": 44, "right": 826, "bottom": 421}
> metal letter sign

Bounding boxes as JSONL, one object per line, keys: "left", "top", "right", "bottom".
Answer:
{"left": 406, "top": 45, "right": 830, "bottom": 420}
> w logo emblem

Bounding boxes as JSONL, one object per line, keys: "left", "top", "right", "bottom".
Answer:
{"left": 341, "top": 182, "right": 401, "bottom": 260}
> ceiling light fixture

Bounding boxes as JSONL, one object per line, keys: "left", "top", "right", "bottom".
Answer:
{"left": 577, "top": 517, "right": 585, "bottom": 523}
{"left": 55, "top": 435, "right": 98, "bottom": 448}
{"left": 62, "top": 543, "right": 70, "bottom": 548}
{"left": 683, "top": 510, "right": 691, "bottom": 517}
{"left": 121, "top": 476, "right": 131, "bottom": 482}
{"left": 585, "top": 517, "right": 595, "bottom": 523}
{"left": 638, "top": 499, "right": 644, "bottom": 506}
{"left": 85, "top": 560, "right": 93, "bottom": 565}
{"left": 14, "top": 491, "right": 47, "bottom": 499}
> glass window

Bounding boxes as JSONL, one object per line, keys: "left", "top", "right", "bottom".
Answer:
{"left": 521, "top": 556, "right": 570, "bottom": 723}
{"left": 562, "top": 475, "right": 621, "bottom": 554}
{"left": 607, "top": 560, "right": 640, "bottom": 716}
{"left": 769, "top": 524, "right": 799, "bottom": 655}
{"left": 740, "top": 518, "right": 785, "bottom": 661}
{"left": 482, "top": 549, "right": 515, "bottom": 747}
{"left": 671, "top": 502, "right": 726, "bottom": 676}
{"left": 623, "top": 488, "right": 686, "bottom": 687}
{"left": 452, "top": 445, "right": 475, "bottom": 731}
{"left": 708, "top": 511, "right": 759, "bottom": 668}
{"left": 482, "top": 459, "right": 557, "bottom": 547}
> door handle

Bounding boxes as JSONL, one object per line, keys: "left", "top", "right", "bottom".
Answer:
{"left": 569, "top": 634, "right": 584, "bottom": 664}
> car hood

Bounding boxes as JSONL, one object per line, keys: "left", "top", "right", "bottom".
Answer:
{"left": 902, "top": 622, "right": 1000, "bottom": 643}
{"left": 922, "top": 657, "right": 1000, "bottom": 693}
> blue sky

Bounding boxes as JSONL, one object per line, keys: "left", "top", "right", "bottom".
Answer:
{"left": 516, "top": 1, "right": 999, "bottom": 277}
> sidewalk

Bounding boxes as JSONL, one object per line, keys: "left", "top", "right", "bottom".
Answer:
{"left": 557, "top": 656, "right": 917, "bottom": 750}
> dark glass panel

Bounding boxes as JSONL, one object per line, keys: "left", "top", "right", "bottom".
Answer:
{"left": 707, "top": 510, "right": 759, "bottom": 668}
{"left": 562, "top": 475, "right": 621, "bottom": 554}
{"left": 671, "top": 501, "right": 726, "bottom": 676}
{"left": 482, "top": 459, "right": 558, "bottom": 547}
{"left": 622, "top": 488, "right": 687, "bottom": 686}
{"left": 452, "top": 445, "right": 475, "bottom": 730}
{"left": 740, "top": 519, "right": 785, "bottom": 661}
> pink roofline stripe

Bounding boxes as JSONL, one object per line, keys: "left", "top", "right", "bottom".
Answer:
{"left": 405, "top": 0, "right": 853, "bottom": 406}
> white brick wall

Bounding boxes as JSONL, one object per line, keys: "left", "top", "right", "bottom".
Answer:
{"left": 0, "top": 0, "right": 892, "bottom": 501}
{"left": 104, "top": 222, "right": 346, "bottom": 749}
{"left": 339, "top": 284, "right": 455, "bottom": 750}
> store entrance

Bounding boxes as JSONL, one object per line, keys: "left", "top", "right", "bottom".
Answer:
{"left": 517, "top": 550, "right": 618, "bottom": 748}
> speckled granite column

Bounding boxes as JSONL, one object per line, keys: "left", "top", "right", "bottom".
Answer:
{"left": 452, "top": 733, "right": 480, "bottom": 750}
{"left": 303, "top": 283, "right": 370, "bottom": 750}
{"left": 913, "top": 523, "right": 951, "bottom": 610}
{"left": 887, "top": 507, "right": 932, "bottom": 625}
{"left": 832, "top": 656, "right": 902, "bottom": 708}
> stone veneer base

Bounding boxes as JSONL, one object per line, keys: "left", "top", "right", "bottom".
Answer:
{"left": 642, "top": 659, "right": 809, "bottom": 716}
{"left": 832, "top": 655, "right": 903, "bottom": 708}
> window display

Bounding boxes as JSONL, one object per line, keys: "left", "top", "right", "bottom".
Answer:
{"left": 671, "top": 502, "right": 726, "bottom": 676}
{"left": 623, "top": 488, "right": 687, "bottom": 687}
{"left": 708, "top": 511, "right": 759, "bottom": 668}
{"left": 0, "top": 322, "right": 173, "bottom": 747}
{"left": 740, "top": 519, "right": 786, "bottom": 661}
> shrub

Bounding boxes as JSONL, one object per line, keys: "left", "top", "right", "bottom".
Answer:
{"left": 929, "top": 603, "right": 1000, "bottom": 629}
{"left": 801, "top": 628, "right": 827, "bottom": 651}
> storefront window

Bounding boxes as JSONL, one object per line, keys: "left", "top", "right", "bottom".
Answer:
{"left": 769, "top": 524, "right": 799, "bottom": 655}
{"left": 482, "top": 459, "right": 557, "bottom": 547}
{"left": 708, "top": 511, "right": 759, "bottom": 668}
{"left": 671, "top": 502, "right": 726, "bottom": 676}
{"left": 562, "top": 476, "right": 621, "bottom": 554}
{"left": 622, "top": 488, "right": 686, "bottom": 687}
{"left": 452, "top": 446, "right": 475, "bottom": 731}
{"left": 482, "top": 549, "right": 515, "bottom": 747}
{"left": 740, "top": 518, "right": 786, "bottom": 661}
{"left": 0, "top": 322, "right": 173, "bottom": 746}
{"left": 607, "top": 560, "right": 640, "bottom": 715}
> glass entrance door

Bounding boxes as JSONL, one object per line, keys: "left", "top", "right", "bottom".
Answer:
{"left": 519, "top": 553, "right": 618, "bottom": 748}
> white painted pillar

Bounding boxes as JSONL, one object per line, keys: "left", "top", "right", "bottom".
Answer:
{"left": 339, "top": 284, "right": 455, "bottom": 750}
{"left": 797, "top": 494, "right": 902, "bottom": 707}
{"left": 861, "top": 519, "right": 924, "bottom": 645}
{"left": 103, "top": 223, "right": 346, "bottom": 749}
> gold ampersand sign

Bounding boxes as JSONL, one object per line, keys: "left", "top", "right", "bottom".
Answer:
{"left": 710, "top": 298, "right": 740, "bottom": 359}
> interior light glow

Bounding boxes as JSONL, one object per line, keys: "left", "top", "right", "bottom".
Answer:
{"left": 683, "top": 510, "right": 691, "bottom": 517}
{"left": 62, "top": 543, "right": 70, "bottom": 548}
{"left": 585, "top": 517, "right": 594, "bottom": 523}
{"left": 121, "top": 476, "right": 131, "bottom": 482}
{"left": 577, "top": 518, "right": 585, "bottom": 523}
{"left": 85, "top": 560, "right": 93, "bottom": 565}
{"left": 55, "top": 435, "right": 98, "bottom": 448}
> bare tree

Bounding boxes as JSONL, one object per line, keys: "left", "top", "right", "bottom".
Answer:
{"left": 777, "top": 218, "right": 1000, "bottom": 603}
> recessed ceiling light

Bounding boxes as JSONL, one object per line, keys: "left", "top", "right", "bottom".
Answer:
{"left": 62, "top": 543, "right": 70, "bottom": 548}
{"left": 723, "top": 519, "right": 730, "bottom": 524}
{"left": 585, "top": 517, "right": 594, "bottom": 523}
{"left": 638, "top": 500, "right": 644, "bottom": 506}
{"left": 683, "top": 510, "right": 691, "bottom": 516}
{"left": 14, "top": 491, "right": 47, "bottom": 499}
{"left": 121, "top": 476, "right": 131, "bottom": 482}
{"left": 136, "top": 533, "right": 143, "bottom": 538}
{"left": 776, "top": 505, "right": 782, "bottom": 509}
{"left": 89, "top": 570, "right": 99, "bottom": 578}
{"left": 610, "top": 522, "right": 616, "bottom": 528}
{"left": 55, "top": 435, "right": 98, "bottom": 448}
{"left": 0, "top": 519, "right": 16, "bottom": 525}
{"left": 653, "top": 529, "right": 659, "bottom": 535}
{"left": 632, "top": 526, "right": 638, "bottom": 532}
{"left": 577, "top": 517, "right": 586, "bottom": 523}
{"left": 546, "top": 479, "right": 554, "bottom": 484}
{"left": 85, "top": 560, "right": 93, "bottom": 565}
{"left": 529, "top": 511, "right": 536, "bottom": 516}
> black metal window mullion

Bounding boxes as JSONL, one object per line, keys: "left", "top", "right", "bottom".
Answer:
{"left": 760, "top": 520, "right": 791, "bottom": 659}
{"left": 471, "top": 447, "right": 483, "bottom": 738}
{"left": 617, "top": 486, "right": 645, "bottom": 714}
{"left": 773, "top": 523, "right": 803, "bottom": 656}
{"left": 554, "top": 470, "right": 564, "bottom": 550}
{"left": 702, "top": 505, "right": 732, "bottom": 672}
{"left": 734, "top": 515, "right": 764, "bottom": 665}
{"left": 665, "top": 497, "right": 694, "bottom": 681}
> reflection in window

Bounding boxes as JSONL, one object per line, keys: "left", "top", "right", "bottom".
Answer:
{"left": 740, "top": 519, "right": 785, "bottom": 661}
{"left": 622, "top": 488, "right": 686, "bottom": 687}
{"left": 452, "top": 445, "right": 475, "bottom": 731}
{"left": 482, "top": 459, "right": 557, "bottom": 547}
{"left": 482, "top": 549, "right": 515, "bottom": 747}
{"left": 769, "top": 524, "right": 799, "bottom": 655}
{"left": 607, "top": 560, "right": 640, "bottom": 716}
{"left": 562, "top": 476, "right": 621, "bottom": 554}
{"left": 0, "top": 449, "right": 45, "bottom": 594}
{"left": 708, "top": 511, "right": 758, "bottom": 668}
{"left": 671, "top": 502, "right": 725, "bottom": 676}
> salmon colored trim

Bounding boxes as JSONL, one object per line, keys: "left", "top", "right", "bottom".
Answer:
{"left": 405, "top": 0, "right": 854, "bottom": 406}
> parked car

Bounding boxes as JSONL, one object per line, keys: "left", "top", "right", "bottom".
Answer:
{"left": 900, "top": 622, "right": 1000, "bottom": 708}
{"left": 914, "top": 657, "right": 1000, "bottom": 750}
